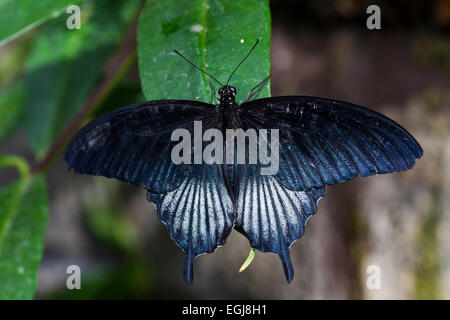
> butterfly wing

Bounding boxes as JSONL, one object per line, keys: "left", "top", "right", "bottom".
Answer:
{"left": 147, "top": 164, "right": 234, "bottom": 285}
{"left": 239, "top": 96, "right": 423, "bottom": 191}
{"left": 65, "top": 100, "right": 215, "bottom": 193}
{"left": 235, "top": 164, "right": 324, "bottom": 282}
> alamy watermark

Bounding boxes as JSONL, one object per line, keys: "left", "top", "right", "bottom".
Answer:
{"left": 366, "top": 5, "right": 381, "bottom": 30}
{"left": 366, "top": 264, "right": 381, "bottom": 290}
{"left": 171, "top": 121, "right": 280, "bottom": 175}
{"left": 66, "top": 5, "right": 81, "bottom": 30}
{"left": 66, "top": 265, "right": 81, "bottom": 290}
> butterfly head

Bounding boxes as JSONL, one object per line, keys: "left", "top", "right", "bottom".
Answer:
{"left": 218, "top": 85, "right": 237, "bottom": 106}
{"left": 174, "top": 40, "right": 260, "bottom": 109}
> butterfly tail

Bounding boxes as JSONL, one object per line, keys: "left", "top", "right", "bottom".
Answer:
{"left": 183, "top": 245, "right": 194, "bottom": 285}
{"left": 147, "top": 164, "right": 234, "bottom": 284}
{"left": 279, "top": 245, "right": 294, "bottom": 283}
{"left": 235, "top": 164, "right": 324, "bottom": 283}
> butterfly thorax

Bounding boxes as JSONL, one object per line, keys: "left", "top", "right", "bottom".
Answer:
{"left": 218, "top": 85, "right": 236, "bottom": 106}
{"left": 218, "top": 85, "right": 239, "bottom": 129}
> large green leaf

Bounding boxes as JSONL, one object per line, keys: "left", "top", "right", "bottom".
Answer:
{"left": 24, "top": 0, "right": 140, "bottom": 156}
{"left": 137, "top": 0, "right": 271, "bottom": 104}
{"left": 0, "top": 158, "right": 48, "bottom": 299}
{"left": 0, "top": 0, "right": 85, "bottom": 46}
{"left": 0, "top": 81, "right": 24, "bottom": 142}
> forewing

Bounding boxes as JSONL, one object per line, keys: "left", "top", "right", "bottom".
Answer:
{"left": 147, "top": 164, "right": 234, "bottom": 285}
{"left": 239, "top": 96, "right": 423, "bottom": 191}
{"left": 65, "top": 100, "right": 215, "bottom": 193}
{"left": 235, "top": 164, "right": 324, "bottom": 282}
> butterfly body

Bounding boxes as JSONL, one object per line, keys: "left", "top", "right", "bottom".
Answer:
{"left": 65, "top": 44, "right": 422, "bottom": 284}
{"left": 216, "top": 85, "right": 241, "bottom": 130}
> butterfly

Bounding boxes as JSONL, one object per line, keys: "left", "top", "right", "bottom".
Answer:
{"left": 64, "top": 40, "right": 423, "bottom": 284}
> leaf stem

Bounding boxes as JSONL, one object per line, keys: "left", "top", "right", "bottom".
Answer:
{"left": 0, "top": 155, "right": 30, "bottom": 178}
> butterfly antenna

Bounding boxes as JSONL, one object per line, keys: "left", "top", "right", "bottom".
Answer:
{"left": 226, "top": 39, "right": 259, "bottom": 85}
{"left": 174, "top": 50, "right": 224, "bottom": 87}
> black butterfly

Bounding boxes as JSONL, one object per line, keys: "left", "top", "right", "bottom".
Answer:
{"left": 65, "top": 40, "right": 422, "bottom": 284}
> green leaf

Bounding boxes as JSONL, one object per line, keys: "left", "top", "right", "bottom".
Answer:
{"left": 84, "top": 180, "right": 139, "bottom": 252}
{"left": 239, "top": 248, "right": 255, "bottom": 273}
{"left": 24, "top": 0, "right": 140, "bottom": 156}
{"left": 0, "top": 0, "right": 85, "bottom": 46}
{"left": 0, "top": 174, "right": 48, "bottom": 300}
{"left": 0, "top": 81, "right": 24, "bottom": 142}
{"left": 137, "top": 0, "right": 271, "bottom": 104}
{"left": 93, "top": 70, "right": 145, "bottom": 117}
{"left": 0, "top": 36, "right": 33, "bottom": 86}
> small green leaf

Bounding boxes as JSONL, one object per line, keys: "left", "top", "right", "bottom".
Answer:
{"left": 137, "top": 0, "right": 271, "bottom": 103}
{"left": 0, "top": 0, "right": 85, "bottom": 46}
{"left": 0, "top": 174, "right": 48, "bottom": 300}
{"left": 239, "top": 248, "right": 255, "bottom": 273}
{"left": 24, "top": 0, "right": 140, "bottom": 156}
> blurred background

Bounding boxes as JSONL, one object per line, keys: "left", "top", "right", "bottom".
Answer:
{"left": 1, "top": 0, "right": 450, "bottom": 299}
